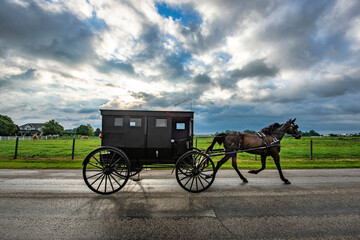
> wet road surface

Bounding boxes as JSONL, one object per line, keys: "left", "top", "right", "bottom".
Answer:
{"left": 0, "top": 169, "right": 360, "bottom": 239}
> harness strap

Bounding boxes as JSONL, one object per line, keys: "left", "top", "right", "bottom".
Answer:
{"left": 256, "top": 132, "right": 280, "bottom": 148}
{"left": 256, "top": 132, "right": 269, "bottom": 147}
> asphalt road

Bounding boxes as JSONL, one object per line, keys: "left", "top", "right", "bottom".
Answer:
{"left": 0, "top": 168, "right": 360, "bottom": 239}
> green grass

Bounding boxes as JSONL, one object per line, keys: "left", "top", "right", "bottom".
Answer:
{"left": 0, "top": 136, "right": 360, "bottom": 169}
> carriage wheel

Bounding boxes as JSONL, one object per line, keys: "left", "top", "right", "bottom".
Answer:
{"left": 176, "top": 151, "right": 215, "bottom": 193}
{"left": 83, "top": 147, "right": 131, "bottom": 195}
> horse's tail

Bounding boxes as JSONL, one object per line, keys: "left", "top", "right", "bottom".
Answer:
{"left": 204, "top": 133, "right": 227, "bottom": 154}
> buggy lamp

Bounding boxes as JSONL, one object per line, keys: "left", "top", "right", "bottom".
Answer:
{"left": 99, "top": 134, "right": 103, "bottom": 139}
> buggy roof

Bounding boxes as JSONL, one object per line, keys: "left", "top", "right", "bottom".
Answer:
{"left": 100, "top": 109, "right": 194, "bottom": 118}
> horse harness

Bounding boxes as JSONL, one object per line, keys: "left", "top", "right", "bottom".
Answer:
{"left": 256, "top": 131, "right": 280, "bottom": 148}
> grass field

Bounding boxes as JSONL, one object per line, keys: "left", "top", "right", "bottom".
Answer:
{"left": 0, "top": 136, "right": 359, "bottom": 169}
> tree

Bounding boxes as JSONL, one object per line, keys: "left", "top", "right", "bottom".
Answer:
{"left": 76, "top": 124, "right": 94, "bottom": 136}
{"left": 94, "top": 128, "right": 101, "bottom": 136}
{"left": 243, "top": 129, "right": 256, "bottom": 134}
{"left": 42, "top": 119, "right": 64, "bottom": 136}
{"left": 0, "top": 115, "right": 18, "bottom": 136}
{"left": 300, "top": 130, "right": 321, "bottom": 137}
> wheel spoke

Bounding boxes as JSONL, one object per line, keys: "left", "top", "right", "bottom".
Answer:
{"left": 195, "top": 176, "right": 199, "bottom": 191}
{"left": 190, "top": 177, "right": 195, "bottom": 190}
{"left": 97, "top": 175, "right": 106, "bottom": 191}
{"left": 90, "top": 173, "right": 104, "bottom": 186}
{"left": 198, "top": 176, "right": 205, "bottom": 189}
{"left": 104, "top": 175, "right": 108, "bottom": 193}
{"left": 87, "top": 171, "right": 103, "bottom": 179}
{"left": 108, "top": 174, "right": 115, "bottom": 191}
{"left": 183, "top": 175, "right": 192, "bottom": 186}
{"left": 110, "top": 157, "right": 123, "bottom": 168}
{"left": 198, "top": 174, "right": 210, "bottom": 184}
{"left": 92, "top": 155, "right": 102, "bottom": 166}
{"left": 109, "top": 173, "right": 122, "bottom": 187}
{"left": 113, "top": 169, "right": 128, "bottom": 179}
{"left": 109, "top": 152, "right": 116, "bottom": 166}
{"left": 88, "top": 162, "right": 104, "bottom": 170}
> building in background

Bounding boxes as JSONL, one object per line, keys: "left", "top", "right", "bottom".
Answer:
{"left": 18, "top": 123, "right": 44, "bottom": 136}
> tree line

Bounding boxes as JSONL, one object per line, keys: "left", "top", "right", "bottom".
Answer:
{"left": 0, "top": 114, "right": 101, "bottom": 137}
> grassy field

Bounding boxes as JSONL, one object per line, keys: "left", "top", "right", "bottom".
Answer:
{"left": 0, "top": 136, "right": 359, "bottom": 169}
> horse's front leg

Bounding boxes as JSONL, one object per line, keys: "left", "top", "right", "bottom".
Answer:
{"left": 271, "top": 151, "right": 291, "bottom": 184}
{"left": 231, "top": 154, "right": 248, "bottom": 183}
{"left": 248, "top": 154, "right": 266, "bottom": 174}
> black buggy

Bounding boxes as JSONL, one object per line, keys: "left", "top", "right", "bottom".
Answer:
{"left": 83, "top": 110, "right": 216, "bottom": 194}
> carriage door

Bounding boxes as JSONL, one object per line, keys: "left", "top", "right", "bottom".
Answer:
{"left": 147, "top": 117, "right": 171, "bottom": 159}
{"left": 171, "top": 117, "right": 193, "bottom": 157}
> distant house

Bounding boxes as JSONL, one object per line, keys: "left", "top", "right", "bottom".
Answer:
{"left": 18, "top": 123, "right": 44, "bottom": 136}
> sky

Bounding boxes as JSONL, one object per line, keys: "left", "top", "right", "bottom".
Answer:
{"left": 0, "top": 0, "right": 360, "bottom": 135}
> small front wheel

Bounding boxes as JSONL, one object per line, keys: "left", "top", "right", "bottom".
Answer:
{"left": 175, "top": 151, "right": 215, "bottom": 193}
{"left": 83, "top": 147, "right": 131, "bottom": 195}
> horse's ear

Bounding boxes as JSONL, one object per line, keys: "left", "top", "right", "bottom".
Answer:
{"left": 292, "top": 118, "right": 296, "bottom": 123}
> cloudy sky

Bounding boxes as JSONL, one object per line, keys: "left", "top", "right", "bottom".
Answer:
{"left": 1, "top": 0, "right": 360, "bottom": 134}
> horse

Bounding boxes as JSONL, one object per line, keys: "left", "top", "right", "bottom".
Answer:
{"left": 204, "top": 118, "right": 301, "bottom": 184}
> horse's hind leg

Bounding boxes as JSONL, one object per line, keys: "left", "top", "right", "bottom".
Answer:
{"left": 248, "top": 154, "right": 266, "bottom": 174}
{"left": 214, "top": 154, "right": 231, "bottom": 175}
{"left": 231, "top": 154, "right": 248, "bottom": 183}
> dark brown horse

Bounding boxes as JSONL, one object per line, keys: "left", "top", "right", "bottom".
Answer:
{"left": 205, "top": 119, "right": 301, "bottom": 184}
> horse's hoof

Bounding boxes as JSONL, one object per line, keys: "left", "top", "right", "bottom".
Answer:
{"left": 242, "top": 179, "right": 248, "bottom": 183}
{"left": 248, "top": 170, "right": 257, "bottom": 174}
{"left": 284, "top": 180, "right": 291, "bottom": 184}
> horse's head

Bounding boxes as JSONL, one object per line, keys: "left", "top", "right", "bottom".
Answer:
{"left": 285, "top": 118, "right": 301, "bottom": 139}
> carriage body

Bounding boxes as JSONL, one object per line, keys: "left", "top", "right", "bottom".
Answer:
{"left": 83, "top": 109, "right": 216, "bottom": 194}
{"left": 100, "top": 109, "right": 194, "bottom": 165}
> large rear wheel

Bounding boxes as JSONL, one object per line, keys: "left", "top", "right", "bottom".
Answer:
{"left": 83, "top": 147, "right": 131, "bottom": 195}
{"left": 175, "top": 151, "right": 215, "bottom": 193}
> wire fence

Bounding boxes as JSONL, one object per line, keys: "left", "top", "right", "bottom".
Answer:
{"left": 0, "top": 136, "right": 359, "bottom": 160}
{"left": 0, "top": 137, "right": 101, "bottom": 160}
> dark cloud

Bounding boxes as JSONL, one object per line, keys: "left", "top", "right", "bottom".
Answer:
{"left": 97, "top": 60, "right": 135, "bottom": 75}
{"left": 0, "top": 69, "right": 36, "bottom": 90}
{"left": 0, "top": 0, "right": 100, "bottom": 64}
{"left": 257, "top": 0, "right": 360, "bottom": 69}
{"left": 194, "top": 74, "right": 211, "bottom": 85}
{"left": 230, "top": 59, "right": 279, "bottom": 80}
{"left": 218, "top": 59, "right": 279, "bottom": 89}
{"left": 78, "top": 108, "right": 98, "bottom": 114}
{"left": 310, "top": 75, "right": 360, "bottom": 98}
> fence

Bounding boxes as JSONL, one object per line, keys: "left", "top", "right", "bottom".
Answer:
{"left": 0, "top": 136, "right": 358, "bottom": 160}
{"left": 0, "top": 137, "right": 101, "bottom": 160}
{"left": 0, "top": 135, "right": 60, "bottom": 141}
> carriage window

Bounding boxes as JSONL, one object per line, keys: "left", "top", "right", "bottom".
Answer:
{"left": 176, "top": 123, "right": 185, "bottom": 130}
{"left": 114, "top": 118, "right": 123, "bottom": 126}
{"left": 130, "top": 118, "right": 141, "bottom": 127}
{"left": 156, "top": 119, "right": 167, "bottom": 128}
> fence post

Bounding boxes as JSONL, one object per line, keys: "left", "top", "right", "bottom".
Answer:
{"left": 72, "top": 138, "right": 75, "bottom": 160}
{"left": 14, "top": 137, "right": 19, "bottom": 159}
{"left": 195, "top": 138, "right": 198, "bottom": 148}
{"left": 310, "top": 139, "right": 313, "bottom": 160}
{"left": 255, "top": 154, "right": 257, "bottom": 160}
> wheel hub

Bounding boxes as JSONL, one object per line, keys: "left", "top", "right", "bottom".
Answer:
{"left": 103, "top": 167, "right": 113, "bottom": 175}
{"left": 192, "top": 168, "right": 200, "bottom": 176}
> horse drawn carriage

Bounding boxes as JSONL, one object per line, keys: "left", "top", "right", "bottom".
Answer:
{"left": 82, "top": 109, "right": 301, "bottom": 194}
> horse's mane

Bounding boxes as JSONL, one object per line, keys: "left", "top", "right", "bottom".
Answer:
{"left": 260, "top": 123, "right": 281, "bottom": 135}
